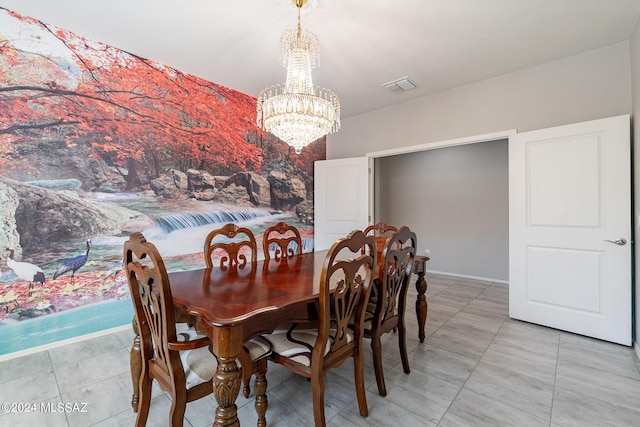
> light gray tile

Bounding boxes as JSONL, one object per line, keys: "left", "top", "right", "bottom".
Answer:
{"left": 439, "top": 389, "right": 548, "bottom": 427}
{"left": 49, "top": 334, "right": 127, "bottom": 366}
{"left": 425, "top": 281, "right": 451, "bottom": 298}
{"left": 61, "top": 372, "right": 135, "bottom": 426}
{"left": 460, "top": 297, "right": 508, "bottom": 319}
{"left": 450, "top": 279, "right": 492, "bottom": 290}
{"left": 408, "top": 343, "right": 478, "bottom": 386}
{"left": 181, "top": 392, "right": 220, "bottom": 427}
{"left": 427, "top": 275, "right": 460, "bottom": 286}
{"left": 54, "top": 347, "right": 131, "bottom": 393}
{"left": 0, "top": 350, "right": 52, "bottom": 384}
{"left": 480, "top": 342, "right": 557, "bottom": 384}
{"left": 237, "top": 394, "right": 313, "bottom": 427}
{"left": 464, "top": 360, "right": 553, "bottom": 419}
{"left": 426, "top": 325, "right": 493, "bottom": 359}
{"left": 492, "top": 319, "right": 560, "bottom": 359}
{"left": 0, "top": 367, "right": 59, "bottom": 402}
{"left": 551, "top": 383, "right": 640, "bottom": 427}
{"left": 0, "top": 397, "right": 68, "bottom": 427}
{"left": 113, "top": 326, "right": 136, "bottom": 350}
{"left": 421, "top": 305, "right": 458, "bottom": 328}
{"left": 447, "top": 310, "right": 505, "bottom": 335}
{"left": 269, "top": 369, "right": 362, "bottom": 423}
{"left": 331, "top": 350, "right": 378, "bottom": 389}
{"left": 383, "top": 364, "right": 461, "bottom": 424}
{"left": 554, "top": 364, "right": 640, "bottom": 412}
{"left": 436, "top": 287, "right": 481, "bottom": 305}
{"left": 181, "top": 377, "right": 273, "bottom": 427}
{"left": 428, "top": 294, "right": 468, "bottom": 314}
{"left": 90, "top": 395, "right": 177, "bottom": 427}
{"left": 557, "top": 332, "right": 639, "bottom": 380}
{"left": 329, "top": 389, "right": 435, "bottom": 427}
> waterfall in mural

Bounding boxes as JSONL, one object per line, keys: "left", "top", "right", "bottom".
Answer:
{"left": 154, "top": 209, "right": 275, "bottom": 234}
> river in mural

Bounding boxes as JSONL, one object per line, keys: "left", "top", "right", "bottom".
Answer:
{"left": 0, "top": 191, "right": 314, "bottom": 355}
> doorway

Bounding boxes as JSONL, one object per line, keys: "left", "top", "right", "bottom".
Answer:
{"left": 375, "top": 139, "right": 509, "bottom": 282}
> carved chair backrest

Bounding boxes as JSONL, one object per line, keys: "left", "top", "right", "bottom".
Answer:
{"left": 374, "top": 226, "right": 417, "bottom": 328}
{"left": 124, "top": 232, "right": 182, "bottom": 381}
{"left": 204, "top": 223, "right": 257, "bottom": 270}
{"left": 363, "top": 222, "right": 398, "bottom": 276}
{"left": 262, "top": 222, "right": 303, "bottom": 260}
{"left": 314, "top": 230, "right": 376, "bottom": 367}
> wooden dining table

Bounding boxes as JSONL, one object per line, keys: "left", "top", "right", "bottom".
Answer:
{"left": 130, "top": 249, "right": 429, "bottom": 426}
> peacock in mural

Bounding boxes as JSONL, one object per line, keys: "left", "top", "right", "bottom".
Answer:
{"left": 53, "top": 239, "right": 92, "bottom": 284}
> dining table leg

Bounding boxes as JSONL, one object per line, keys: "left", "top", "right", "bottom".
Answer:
{"left": 211, "top": 326, "right": 243, "bottom": 427}
{"left": 415, "top": 271, "right": 428, "bottom": 342}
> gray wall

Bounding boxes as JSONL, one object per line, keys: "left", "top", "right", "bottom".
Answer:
{"left": 328, "top": 42, "right": 631, "bottom": 159}
{"left": 377, "top": 140, "right": 508, "bottom": 281}
{"left": 327, "top": 41, "right": 640, "bottom": 288}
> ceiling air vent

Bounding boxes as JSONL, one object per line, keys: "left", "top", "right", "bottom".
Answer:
{"left": 382, "top": 76, "right": 418, "bottom": 94}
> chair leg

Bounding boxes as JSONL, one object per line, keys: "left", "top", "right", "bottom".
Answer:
{"left": 311, "top": 374, "right": 327, "bottom": 427}
{"left": 130, "top": 317, "right": 142, "bottom": 412}
{"left": 239, "top": 349, "right": 252, "bottom": 398}
{"left": 243, "top": 376, "right": 251, "bottom": 399}
{"left": 354, "top": 353, "right": 369, "bottom": 418}
{"left": 370, "top": 333, "right": 387, "bottom": 396}
{"left": 398, "top": 320, "right": 410, "bottom": 374}
{"left": 169, "top": 389, "right": 187, "bottom": 427}
{"left": 135, "top": 372, "right": 152, "bottom": 427}
{"left": 254, "top": 359, "right": 268, "bottom": 427}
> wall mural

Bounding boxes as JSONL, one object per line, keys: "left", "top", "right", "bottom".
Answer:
{"left": 0, "top": 8, "right": 325, "bottom": 356}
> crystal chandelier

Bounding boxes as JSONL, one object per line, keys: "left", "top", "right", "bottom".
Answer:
{"left": 257, "top": 0, "right": 340, "bottom": 154}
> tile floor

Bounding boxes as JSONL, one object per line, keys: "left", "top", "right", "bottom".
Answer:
{"left": 1, "top": 273, "right": 640, "bottom": 426}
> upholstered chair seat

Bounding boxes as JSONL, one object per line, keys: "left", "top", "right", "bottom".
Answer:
{"left": 264, "top": 322, "right": 353, "bottom": 367}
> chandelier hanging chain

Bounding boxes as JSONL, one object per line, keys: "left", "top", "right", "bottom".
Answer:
{"left": 256, "top": 0, "right": 341, "bottom": 154}
{"left": 296, "top": 0, "right": 303, "bottom": 37}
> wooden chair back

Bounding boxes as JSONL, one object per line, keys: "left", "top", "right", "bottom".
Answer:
{"left": 366, "top": 225, "right": 417, "bottom": 396}
{"left": 124, "top": 232, "right": 214, "bottom": 426}
{"left": 375, "top": 226, "right": 417, "bottom": 330}
{"left": 364, "top": 221, "right": 398, "bottom": 237}
{"left": 262, "top": 221, "right": 302, "bottom": 260}
{"left": 317, "top": 230, "right": 376, "bottom": 367}
{"left": 363, "top": 221, "right": 398, "bottom": 268}
{"left": 203, "top": 223, "right": 257, "bottom": 269}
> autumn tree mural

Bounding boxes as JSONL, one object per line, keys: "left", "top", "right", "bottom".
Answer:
{"left": 0, "top": 8, "right": 325, "bottom": 355}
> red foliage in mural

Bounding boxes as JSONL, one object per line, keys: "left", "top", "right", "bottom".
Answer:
{"left": 0, "top": 10, "right": 268, "bottom": 183}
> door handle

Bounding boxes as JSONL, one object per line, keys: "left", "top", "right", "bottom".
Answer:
{"left": 604, "top": 238, "right": 627, "bottom": 246}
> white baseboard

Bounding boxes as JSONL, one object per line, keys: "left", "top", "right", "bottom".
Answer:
{"left": 427, "top": 269, "right": 509, "bottom": 285}
{"left": 0, "top": 323, "right": 132, "bottom": 363}
{"left": 634, "top": 341, "right": 640, "bottom": 360}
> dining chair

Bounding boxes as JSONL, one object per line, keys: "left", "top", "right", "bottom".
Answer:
{"left": 363, "top": 226, "right": 417, "bottom": 396}
{"left": 125, "top": 232, "right": 270, "bottom": 427}
{"left": 202, "top": 223, "right": 270, "bottom": 403}
{"left": 263, "top": 230, "right": 376, "bottom": 427}
{"left": 364, "top": 221, "right": 398, "bottom": 268}
{"left": 363, "top": 222, "right": 399, "bottom": 318}
{"left": 204, "top": 223, "right": 257, "bottom": 269}
{"left": 262, "top": 221, "right": 302, "bottom": 260}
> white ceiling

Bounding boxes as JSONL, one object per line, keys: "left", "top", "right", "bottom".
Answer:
{"left": 1, "top": 0, "right": 640, "bottom": 119}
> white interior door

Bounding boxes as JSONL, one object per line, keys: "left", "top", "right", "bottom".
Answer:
{"left": 314, "top": 157, "right": 369, "bottom": 251}
{"left": 509, "top": 115, "right": 631, "bottom": 345}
